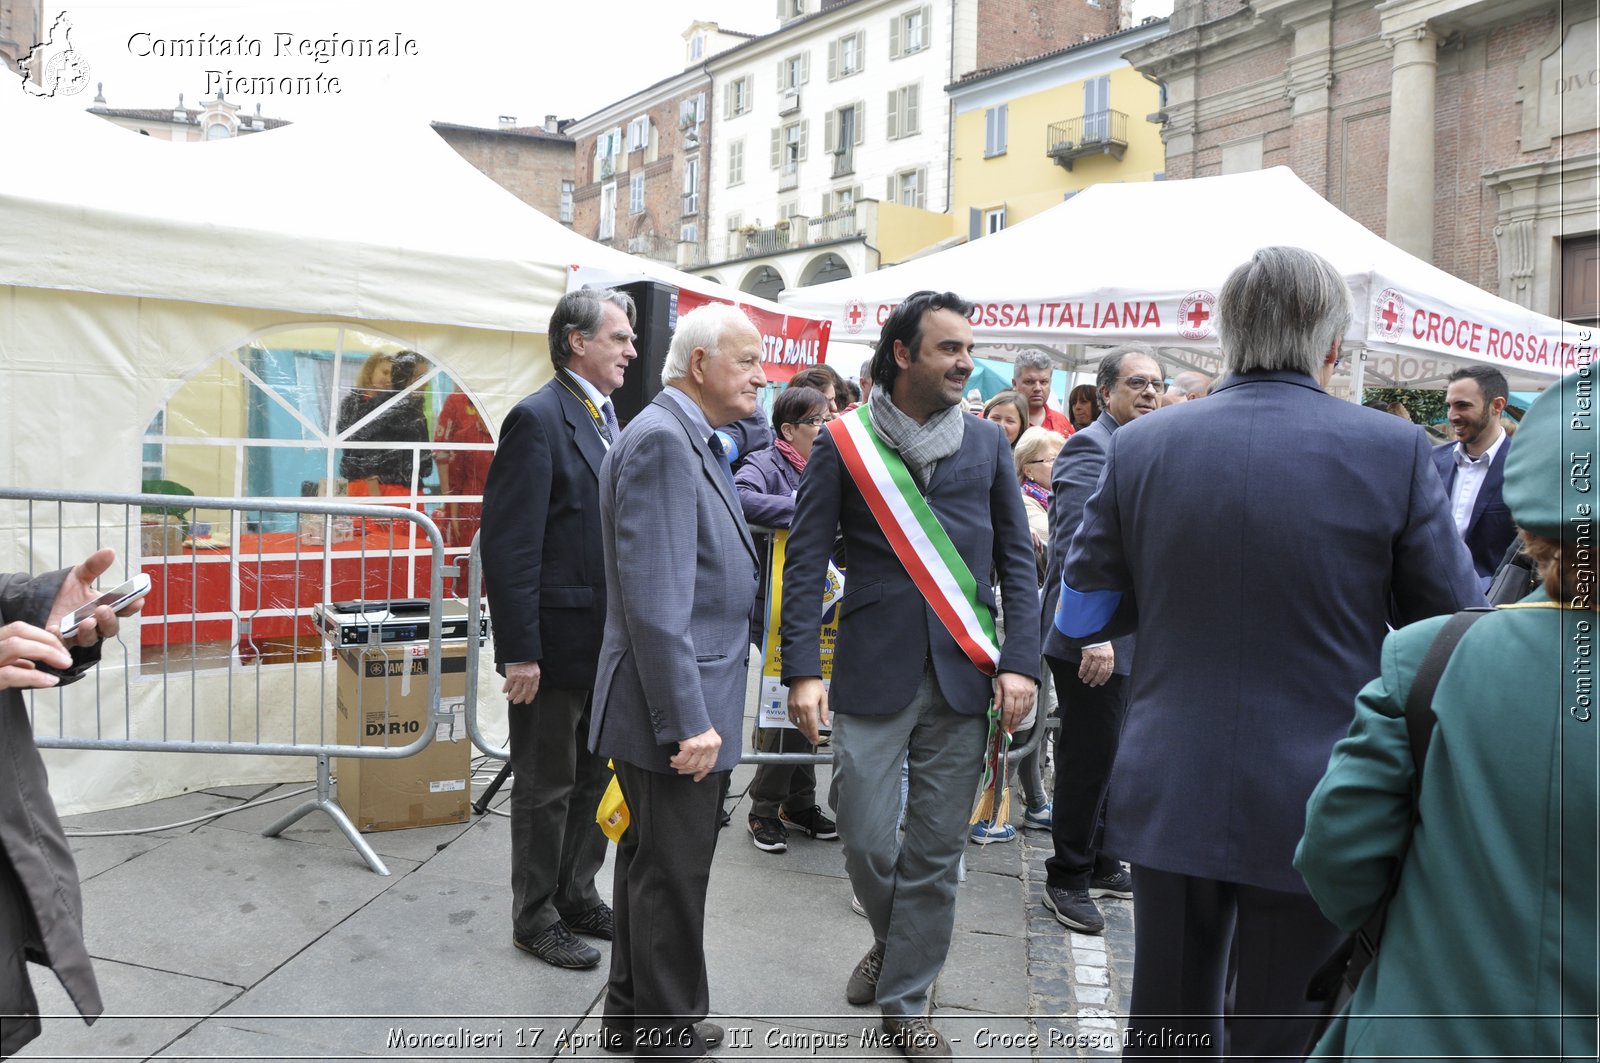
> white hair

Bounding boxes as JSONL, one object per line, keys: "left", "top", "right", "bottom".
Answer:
{"left": 1216, "top": 246, "right": 1352, "bottom": 376}
{"left": 661, "top": 302, "right": 760, "bottom": 387}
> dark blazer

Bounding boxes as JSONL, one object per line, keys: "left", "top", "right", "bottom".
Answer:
{"left": 1062, "top": 370, "right": 1483, "bottom": 892}
{"left": 479, "top": 377, "right": 609, "bottom": 688}
{"left": 588, "top": 392, "right": 761, "bottom": 774}
{"left": 781, "top": 414, "right": 1041, "bottom": 716}
{"left": 1040, "top": 409, "right": 1135, "bottom": 673}
{"left": 1430, "top": 437, "right": 1515, "bottom": 584}
{"left": 0, "top": 570, "right": 102, "bottom": 1053}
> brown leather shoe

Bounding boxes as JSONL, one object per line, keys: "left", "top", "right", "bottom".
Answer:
{"left": 880, "top": 1017, "right": 951, "bottom": 1059}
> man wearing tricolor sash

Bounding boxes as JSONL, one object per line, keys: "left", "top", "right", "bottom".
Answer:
{"left": 782, "top": 291, "right": 1040, "bottom": 1059}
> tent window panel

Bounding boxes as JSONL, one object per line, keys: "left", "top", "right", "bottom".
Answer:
{"left": 141, "top": 325, "right": 494, "bottom": 667}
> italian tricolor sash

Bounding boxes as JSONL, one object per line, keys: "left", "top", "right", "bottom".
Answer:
{"left": 829, "top": 406, "right": 1001, "bottom": 676}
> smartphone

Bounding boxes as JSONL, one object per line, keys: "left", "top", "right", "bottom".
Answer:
{"left": 58, "top": 572, "right": 151, "bottom": 636}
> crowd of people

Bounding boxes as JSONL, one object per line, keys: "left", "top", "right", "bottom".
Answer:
{"left": 6, "top": 251, "right": 1592, "bottom": 1062}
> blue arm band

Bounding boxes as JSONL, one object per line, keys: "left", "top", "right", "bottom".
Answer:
{"left": 1054, "top": 580, "right": 1121, "bottom": 638}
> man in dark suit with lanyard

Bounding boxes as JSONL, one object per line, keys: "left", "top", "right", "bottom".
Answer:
{"left": 480, "top": 286, "right": 636, "bottom": 970}
{"left": 1432, "top": 364, "right": 1515, "bottom": 590}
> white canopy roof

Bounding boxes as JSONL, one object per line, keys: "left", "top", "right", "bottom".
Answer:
{"left": 0, "top": 92, "right": 804, "bottom": 334}
{"left": 779, "top": 168, "right": 1581, "bottom": 387}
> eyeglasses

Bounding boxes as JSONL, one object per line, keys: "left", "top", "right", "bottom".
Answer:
{"left": 1120, "top": 376, "right": 1167, "bottom": 393}
{"left": 796, "top": 417, "right": 828, "bottom": 426}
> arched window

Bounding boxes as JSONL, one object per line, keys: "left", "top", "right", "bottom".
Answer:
{"left": 139, "top": 324, "right": 494, "bottom": 669}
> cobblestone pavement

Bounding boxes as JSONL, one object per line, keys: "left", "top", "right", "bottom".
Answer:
{"left": 1017, "top": 827, "right": 1135, "bottom": 1060}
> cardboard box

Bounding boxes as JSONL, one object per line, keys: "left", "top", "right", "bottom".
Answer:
{"left": 335, "top": 642, "right": 470, "bottom": 832}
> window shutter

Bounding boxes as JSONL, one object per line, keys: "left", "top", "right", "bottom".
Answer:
{"left": 828, "top": 39, "right": 839, "bottom": 80}
{"left": 886, "top": 89, "right": 898, "bottom": 139}
{"left": 887, "top": 174, "right": 897, "bottom": 201}
{"left": 771, "top": 127, "right": 782, "bottom": 168}
{"left": 856, "top": 30, "right": 866, "bottom": 72}
{"left": 919, "top": 6, "right": 932, "bottom": 48}
{"left": 998, "top": 104, "right": 1007, "bottom": 153}
{"left": 969, "top": 207, "right": 982, "bottom": 241}
{"left": 825, "top": 111, "right": 837, "bottom": 152}
{"left": 801, "top": 52, "right": 811, "bottom": 84}
{"left": 906, "top": 85, "right": 919, "bottom": 134}
{"left": 854, "top": 102, "right": 865, "bottom": 144}
{"left": 799, "top": 118, "right": 810, "bottom": 160}
{"left": 889, "top": 13, "right": 903, "bottom": 58}
{"left": 777, "top": 59, "right": 787, "bottom": 92}
{"left": 916, "top": 168, "right": 927, "bottom": 208}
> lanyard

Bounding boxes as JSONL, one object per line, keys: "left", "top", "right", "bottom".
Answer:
{"left": 556, "top": 369, "right": 609, "bottom": 441}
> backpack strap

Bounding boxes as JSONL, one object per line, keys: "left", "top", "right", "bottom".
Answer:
{"left": 1401, "top": 607, "right": 1493, "bottom": 791}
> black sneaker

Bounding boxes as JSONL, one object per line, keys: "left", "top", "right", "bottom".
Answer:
{"left": 1043, "top": 884, "right": 1105, "bottom": 934}
{"left": 565, "top": 902, "right": 614, "bottom": 940}
{"left": 1089, "top": 867, "right": 1134, "bottom": 899}
{"left": 846, "top": 942, "right": 884, "bottom": 1005}
{"left": 513, "top": 921, "right": 602, "bottom": 969}
{"left": 780, "top": 804, "right": 839, "bottom": 840}
{"left": 748, "top": 815, "right": 788, "bottom": 853}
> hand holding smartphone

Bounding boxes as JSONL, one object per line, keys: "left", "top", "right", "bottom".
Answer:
{"left": 58, "top": 572, "right": 151, "bottom": 637}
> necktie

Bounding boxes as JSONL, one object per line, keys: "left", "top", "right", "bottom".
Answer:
{"left": 600, "top": 400, "right": 619, "bottom": 444}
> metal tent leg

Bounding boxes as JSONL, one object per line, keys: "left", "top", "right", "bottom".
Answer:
{"left": 262, "top": 753, "right": 390, "bottom": 876}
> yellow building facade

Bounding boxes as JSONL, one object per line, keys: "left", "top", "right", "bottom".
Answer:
{"left": 949, "top": 18, "right": 1169, "bottom": 237}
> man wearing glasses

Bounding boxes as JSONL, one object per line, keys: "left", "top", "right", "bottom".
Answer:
{"left": 1037, "top": 345, "right": 1164, "bottom": 936}
{"left": 1053, "top": 247, "right": 1481, "bottom": 1058}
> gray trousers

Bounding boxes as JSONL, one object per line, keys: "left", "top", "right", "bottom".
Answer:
{"left": 830, "top": 666, "right": 988, "bottom": 1018}
{"left": 508, "top": 685, "right": 610, "bottom": 940}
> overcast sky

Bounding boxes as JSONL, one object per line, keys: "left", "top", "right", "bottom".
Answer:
{"left": 36, "top": 1, "right": 783, "bottom": 128}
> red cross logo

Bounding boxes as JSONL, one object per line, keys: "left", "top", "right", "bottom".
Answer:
{"left": 1374, "top": 288, "right": 1406, "bottom": 338}
{"left": 844, "top": 299, "right": 866, "bottom": 334}
{"left": 1177, "top": 291, "right": 1216, "bottom": 339}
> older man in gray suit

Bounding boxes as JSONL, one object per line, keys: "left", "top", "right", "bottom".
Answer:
{"left": 588, "top": 301, "right": 766, "bottom": 1061}
{"left": 1057, "top": 246, "right": 1482, "bottom": 1058}
{"left": 1037, "top": 343, "right": 1164, "bottom": 937}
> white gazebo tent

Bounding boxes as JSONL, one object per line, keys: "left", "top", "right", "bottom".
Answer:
{"left": 779, "top": 168, "right": 1581, "bottom": 391}
{"left": 0, "top": 94, "right": 825, "bottom": 812}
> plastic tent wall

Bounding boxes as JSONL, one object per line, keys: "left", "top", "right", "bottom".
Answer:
{"left": 779, "top": 168, "right": 1584, "bottom": 390}
{"left": 0, "top": 95, "right": 817, "bottom": 813}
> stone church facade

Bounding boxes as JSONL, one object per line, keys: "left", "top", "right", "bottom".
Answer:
{"left": 1129, "top": 0, "right": 1598, "bottom": 328}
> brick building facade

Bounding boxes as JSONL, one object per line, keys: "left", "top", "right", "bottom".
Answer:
{"left": 432, "top": 119, "right": 576, "bottom": 223}
{"left": 567, "top": 69, "right": 715, "bottom": 268}
{"left": 0, "top": 0, "right": 42, "bottom": 75}
{"left": 1127, "top": 0, "right": 1599, "bottom": 325}
{"left": 975, "top": 0, "right": 1124, "bottom": 71}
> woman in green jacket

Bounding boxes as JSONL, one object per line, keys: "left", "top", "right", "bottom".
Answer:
{"left": 1296, "top": 371, "right": 1597, "bottom": 1061}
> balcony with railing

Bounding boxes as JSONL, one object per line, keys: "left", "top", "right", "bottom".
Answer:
{"left": 1045, "top": 109, "right": 1129, "bottom": 170}
{"left": 723, "top": 206, "right": 868, "bottom": 262}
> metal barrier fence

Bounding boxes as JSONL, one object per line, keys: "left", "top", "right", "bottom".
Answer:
{"left": 459, "top": 532, "right": 1055, "bottom": 771}
{"left": 2, "top": 487, "right": 455, "bottom": 876}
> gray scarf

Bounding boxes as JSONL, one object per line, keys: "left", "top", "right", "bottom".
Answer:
{"left": 867, "top": 386, "right": 966, "bottom": 492}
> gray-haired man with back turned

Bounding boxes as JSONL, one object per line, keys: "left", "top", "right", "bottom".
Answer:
{"left": 1056, "top": 246, "right": 1482, "bottom": 1058}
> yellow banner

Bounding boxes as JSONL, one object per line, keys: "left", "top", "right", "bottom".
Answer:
{"left": 758, "top": 529, "right": 843, "bottom": 729}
